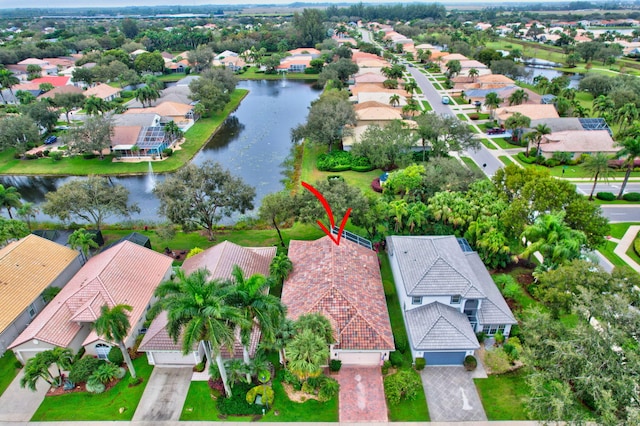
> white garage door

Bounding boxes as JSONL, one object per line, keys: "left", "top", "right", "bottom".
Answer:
{"left": 150, "top": 351, "right": 196, "bottom": 366}
{"left": 338, "top": 351, "right": 381, "bottom": 366}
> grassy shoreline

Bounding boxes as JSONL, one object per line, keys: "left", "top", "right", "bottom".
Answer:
{"left": 0, "top": 89, "right": 249, "bottom": 177}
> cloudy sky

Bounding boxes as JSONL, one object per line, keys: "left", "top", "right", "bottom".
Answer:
{"left": 0, "top": 0, "right": 565, "bottom": 9}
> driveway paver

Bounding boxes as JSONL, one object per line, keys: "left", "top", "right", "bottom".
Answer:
{"left": 132, "top": 367, "right": 193, "bottom": 421}
{"left": 421, "top": 366, "right": 487, "bottom": 422}
{"left": 335, "top": 366, "right": 388, "bottom": 423}
{"left": 0, "top": 369, "right": 49, "bottom": 422}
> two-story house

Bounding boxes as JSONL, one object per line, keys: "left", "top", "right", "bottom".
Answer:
{"left": 387, "top": 235, "right": 516, "bottom": 365}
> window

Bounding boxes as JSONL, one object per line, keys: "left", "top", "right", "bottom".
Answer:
{"left": 28, "top": 304, "right": 37, "bottom": 318}
{"left": 482, "top": 325, "right": 505, "bottom": 336}
{"left": 450, "top": 295, "right": 461, "bottom": 304}
{"left": 95, "top": 343, "right": 110, "bottom": 360}
{"left": 412, "top": 296, "right": 422, "bottom": 305}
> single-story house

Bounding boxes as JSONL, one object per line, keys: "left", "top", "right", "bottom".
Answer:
{"left": 215, "top": 55, "right": 246, "bottom": 72}
{"left": 139, "top": 240, "right": 276, "bottom": 366}
{"left": 0, "top": 235, "right": 82, "bottom": 356}
{"left": 10, "top": 241, "right": 173, "bottom": 364}
{"left": 124, "top": 101, "right": 195, "bottom": 129}
{"left": 30, "top": 76, "right": 72, "bottom": 87}
{"left": 37, "top": 85, "right": 84, "bottom": 101}
{"left": 495, "top": 103, "right": 559, "bottom": 123}
{"left": 83, "top": 84, "right": 121, "bottom": 102}
{"left": 387, "top": 235, "right": 516, "bottom": 365}
{"left": 277, "top": 56, "right": 313, "bottom": 73}
{"left": 538, "top": 130, "right": 617, "bottom": 159}
{"left": 288, "top": 48, "right": 321, "bottom": 57}
{"left": 282, "top": 236, "right": 395, "bottom": 366}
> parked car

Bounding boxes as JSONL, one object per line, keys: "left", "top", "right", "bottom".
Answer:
{"left": 44, "top": 135, "right": 58, "bottom": 144}
{"left": 441, "top": 96, "right": 450, "bottom": 105}
{"left": 486, "top": 128, "right": 506, "bottom": 135}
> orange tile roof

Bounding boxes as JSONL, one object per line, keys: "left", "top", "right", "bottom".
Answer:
{"left": 83, "top": 84, "right": 121, "bottom": 100}
{"left": 125, "top": 101, "right": 193, "bottom": 117}
{"left": 0, "top": 235, "right": 79, "bottom": 335}
{"left": 355, "top": 101, "right": 403, "bottom": 121}
{"left": 38, "top": 85, "right": 83, "bottom": 99}
{"left": 496, "top": 104, "right": 559, "bottom": 121}
{"left": 282, "top": 237, "right": 394, "bottom": 351}
{"left": 10, "top": 241, "right": 173, "bottom": 350}
{"left": 30, "top": 76, "right": 70, "bottom": 87}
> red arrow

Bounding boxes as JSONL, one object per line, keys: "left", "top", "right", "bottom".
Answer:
{"left": 301, "top": 181, "right": 352, "bottom": 246}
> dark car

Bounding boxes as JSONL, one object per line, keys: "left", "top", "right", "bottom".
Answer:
{"left": 44, "top": 135, "right": 58, "bottom": 144}
{"left": 486, "top": 128, "right": 506, "bottom": 135}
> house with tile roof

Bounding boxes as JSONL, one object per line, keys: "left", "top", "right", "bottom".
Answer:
{"left": 0, "top": 235, "right": 82, "bottom": 356}
{"left": 387, "top": 235, "right": 516, "bottom": 365}
{"left": 538, "top": 130, "right": 617, "bottom": 159}
{"left": 282, "top": 236, "right": 394, "bottom": 366}
{"left": 139, "top": 241, "right": 276, "bottom": 366}
{"left": 83, "top": 83, "right": 121, "bottom": 102}
{"left": 10, "top": 241, "right": 173, "bottom": 364}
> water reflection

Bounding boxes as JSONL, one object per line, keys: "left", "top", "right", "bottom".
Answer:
{"left": 2, "top": 80, "right": 321, "bottom": 225}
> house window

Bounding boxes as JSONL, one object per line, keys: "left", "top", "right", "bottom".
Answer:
{"left": 482, "top": 325, "right": 505, "bottom": 336}
{"left": 28, "top": 303, "right": 36, "bottom": 318}
{"left": 450, "top": 295, "right": 461, "bottom": 304}
{"left": 412, "top": 296, "right": 422, "bottom": 305}
{"left": 95, "top": 343, "right": 110, "bottom": 360}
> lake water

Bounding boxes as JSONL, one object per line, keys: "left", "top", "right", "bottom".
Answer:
{"left": 0, "top": 79, "right": 321, "bottom": 225}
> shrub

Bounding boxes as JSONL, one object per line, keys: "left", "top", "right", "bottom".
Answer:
{"left": 464, "top": 355, "right": 477, "bottom": 371}
{"left": 389, "top": 350, "right": 404, "bottom": 368}
{"left": 502, "top": 281, "right": 523, "bottom": 300}
{"left": 162, "top": 148, "right": 173, "bottom": 157}
{"left": 43, "top": 150, "right": 50, "bottom": 157}
{"left": 371, "top": 177, "right": 382, "bottom": 193}
{"left": 596, "top": 192, "right": 616, "bottom": 201}
{"left": 246, "top": 385, "right": 275, "bottom": 406}
{"left": 281, "top": 369, "right": 302, "bottom": 391}
{"left": 13, "top": 153, "right": 22, "bottom": 159}
{"left": 476, "top": 332, "right": 487, "bottom": 343}
{"left": 316, "top": 150, "right": 353, "bottom": 171}
{"left": 381, "top": 360, "right": 392, "bottom": 375}
{"left": 484, "top": 348, "right": 511, "bottom": 374}
{"left": 327, "top": 175, "right": 344, "bottom": 183}
{"left": 351, "top": 156, "right": 374, "bottom": 172}
{"left": 129, "top": 376, "right": 142, "bottom": 387}
{"left": 544, "top": 158, "right": 560, "bottom": 168}
{"left": 394, "top": 333, "right": 408, "bottom": 353}
{"left": 517, "top": 152, "right": 536, "bottom": 164}
{"left": 318, "top": 376, "right": 339, "bottom": 401}
{"left": 90, "top": 362, "right": 121, "bottom": 384}
{"left": 217, "top": 383, "right": 264, "bottom": 415}
{"left": 634, "top": 236, "right": 640, "bottom": 257}
{"left": 107, "top": 346, "right": 124, "bottom": 365}
{"left": 193, "top": 361, "right": 206, "bottom": 372}
{"left": 82, "top": 153, "right": 97, "bottom": 160}
{"left": 85, "top": 377, "right": 106, "bottom": 394}
{"left": 383, "top": 370, "right": 422, "bottom": 405}
{"left": 494, "top": 331, "right": 505, "bottom": 345}
{"left": 208, "top": 377, "right": 225, "bottom": 395}
{"left": 69, "top": 357, "right": 105, "bottom": 383}
{"left": 503, "top": 343, "right": 519, "bottom": 362}
{"left": 414, "top": 357, "right": 426, "bottom": 371}
{"left": 25, "top": 154, "right": 38, "bottom": 160}
{"left": 623, "top": 192, "right": 640, "bottom": 202}
{"left": 469, "top": 113, "right": 479, "bottom": 120}
{"left": 73, "top": 347, "right": 86, "bottom": 364}
{"left": 329, "top": 359, "right": 342, "bottom": 372}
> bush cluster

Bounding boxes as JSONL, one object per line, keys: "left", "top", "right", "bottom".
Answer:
{"left": 280, "top": 369, "right": 302, "bottom": 391}
{"left": 394, "top": 333, "right": 408, "bottom": 354}
{"left": 329, "top": 359, "right": 342, "bottom": 372}
{"left": 246, "top": 385, "right": 275, "bottom": 406}
{"left": 623, "top": 192, "right": 640, "bottom": 201}
{"left": 162, "top": 148, "right": 173, "bottom": 157}
{"left": 69, "top": 357, "right": 105, "bottom": 384}
{"left": 316, "top": 150, "right": 373, "bottom": 172}
{"left": 634, "top": 236, "right": 640, "bottom": 257}
{"left": 414, "top": 357, "right": 426, "bottom": 371}
{"left": 217, "top": 383, "right": 264, "bottom": 415}
{"left": 596, "top": 192, "right": 616, "bottom": 201}
{"left": 463, "top": 355, "right": 477, "bottom": 371}
{"left": 381, "top": 360, "right": 392, "bottom": 375}
{"left": 107, "top": 346, "right": 124, "bottom": 365}
{"left": 389, "top": 350, "right": 404, "bottom": 368}
{"left": 383, "top": 370, "right": 421, "bottom": 405}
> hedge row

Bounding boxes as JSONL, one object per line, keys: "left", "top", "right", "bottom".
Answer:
{"left": 316, "top": 150, "right": 374, "bottom": 172}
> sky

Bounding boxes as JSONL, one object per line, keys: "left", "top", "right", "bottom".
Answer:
{"left": 0, "top": 0, "right": 568, "bottom": 9}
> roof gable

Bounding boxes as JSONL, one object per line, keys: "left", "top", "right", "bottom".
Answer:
{"left": 182, "top": 240, "right": 276, "bottom": 280}
{"left": 405, "top": 302, "right": 479, "bottom": 350}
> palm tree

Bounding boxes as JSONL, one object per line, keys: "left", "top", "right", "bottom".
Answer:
{"left": 68, "top": 228, "right": 98, "bottom": 263}
{"left": 17, "top": 202, "right": 38, "bottom": 231}
{"left": 389, "top": 93, "right": 401, "bottom": 108}
{"left": 583, "top": 153, "right": 614, "bottom": 200}
{"left": 153, "top": 269, "right": 247, "bottom": 397}
{"left": 389, "top": 199, "right": 409, "bottom": 232}
{"left": 484, "top": 92, "right": 502, "bottom": 119}
{"left": 615, "top": 136, "right": 640, "bottom": 199}
{"left": 592, "top": 95, "right": 615, "bottom": 118}
{"left": 93, "top": 304, "right": 137, "bottom": 379}
{"left": 20, "top": 348, "right": 73, "bottom": 391}
{"left": 285, "top": 329, "right": 329, "bottom": 380}
{"left": 263, "top": 318, "right": 295, "bottom": 367}
{"left": 0, "top": 67, "right": 19, "bottom": 103}
{"left": 269, "top": 253, "right": 293, "bottom": 286}
{"left": 84, "top": 96, "right": 108, "bottom": 116}
{"left": 163, "top": 120, "right": 183, "bottom": 143}
{"left": 401, "top": 97, "right": 420, "bottom": 118}
{"left": 406, "top": 201, "right": 428, "bottom": 233}
{"left": 403, "top": 81, "right": 418, "bottom": 97}
{"left": 533, "top": 75, "right": 550, "bottom": 94}
{"left": 614, "top": 103, "right": 639, "bottom": 135}
{"left": 504, "top": 112, "right": 531, "bottom": 143}
{"left": 0, "top": 184, "right": 21, "bottom": 219}
{"left": 507, "top": 89, "right": 529, "bottom": 106}
{"left": 527, "top": 123, "right": 552, "bottom": 157}
{"left": 468, "top": 67, "right": 479, "bottom": 82}
{"left": 446, "top": 59, "right": 461, "bottom": 78}
{"left": 521, "top": 212, "right": 587, "bottom": 271}
{"left": 134, "top": 85, "right": 160, "bottom": 108}
{"left": 226, "top": 265, "right": 286, "bottom": 383}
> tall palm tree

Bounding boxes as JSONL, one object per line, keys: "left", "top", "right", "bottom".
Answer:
{"left": 153, "top": 269, "right": 246, "bottom": 397}
{"left": 94, "top": 304, "right": 137, "bottom": 378}
{"left": 468, "top": 67, "right": 479, "bottom": 82}
{"left": 508, "top": 89, "right": 529, "bottom": 106}
{"left": 592, "top": 95, "right": 615, "bottom": 118}
{"left": 262, "top": 318, "right": 295, "bottom": 367}
{"left": 20, "top": 348, "right": 73, "bottom": 391}
{"left": 615, "top": 136, "right": 640, "bottom": 199}
{"left": 504, "top": 112, "right": 531, "bottom": 143}
{"left": 403, "top": 81, "right": 418, "bottom": 97}
{"left": 484, "top": 92, "right": 502, "bottom": 119}
{"left": 583, "top": 153, "right": 614, "bottom": 200}
{"left": 163, "top": 120, "right": 183, "bottom": 143}
{"left": 527, "top": 123, "right": 552, "bottom": 157}
{"left": 269, "top": 253, "right": 293, "bottom": 286}
{"left": 614, "top": 103, "right": 639, "bottom": 135}
{"left": 84, "top": 96, "right": 108, "bottom": 116}
{"left": 389, "top": 93, "right": 400, "bottom": 108}
{"left": 285, "top": 329, "right": 329, "bottom": 380}
{"left": 0, "top": 184, "right": 21, "bottom": 219}
{"left": 225, "top": 265, "right": 286, "bottom": 383}
{"left": 0, "top": 67, "right": 19, "bottom": 103}
{"left": 68, "top": 228, "right": 98, "bottom": 263}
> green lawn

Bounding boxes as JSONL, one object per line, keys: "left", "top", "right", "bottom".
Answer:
{"left": 491, "top": 137, "right": 522, "bottom": 150}
{"left": 0, "top": 351, "right": 20, "bottom": 397}
{"left": 180, "top": 375, "right": 338, "bottom": 421}
{"left": 31, "top": 355, "right": 154, "bottom": 421}
{"left": 461, "top": 156, "right": 483, "bottom": 175}
{"left": 609, "top": 223, "right": 640, "bottom": 239}
{"left": 379, "top": 254, "right": 430, "bottom": 421}
{"left": 0, "top": 90, "right": 248, "bottom": 176}
{"left": 475, "top": 370, "right": 530, "bottom": 420}
{"left": 421, "top": 100, "right": 432, "bottom": 112}
{"left": 499, "top": 155, "right": 514, "bottom": 166}
{"left": 598, "top": 240, "right": 628, "bottom": 269}
{"left": 480, "top": 139, "right": 497, "bottom": 150}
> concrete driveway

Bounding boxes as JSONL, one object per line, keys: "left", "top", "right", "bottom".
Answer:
{"left": 335, "top": 366, "right": 388, "bottom": 422}
{"left": 421, "top": 366, "right": 487, "bottom": 422}
{"left": 132, "top": 367, "right": 193, "bottom": 421}
{"left": 0, "top": 369, "right": 49, "bottom": 422}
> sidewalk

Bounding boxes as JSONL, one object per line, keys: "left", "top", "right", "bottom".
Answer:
{"left": 0, "top": 369, "right": 49, "bottom": 422}
{"left": 613, "top": 225, "right": 640, "bottom": 273}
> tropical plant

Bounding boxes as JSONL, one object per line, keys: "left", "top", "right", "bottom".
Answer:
{"left": 68, "top": 228, "right": 98, "bottom": 263}
{"left": 507, "top": 89, "right": 529, "bottom": 106}
{"left": 17, "top": 202, "right": 38, "bottom": 231}
{"left": 389, "top": 93, "right": 401, "bottom": 108}
{"left": 504, "top": 112, "right": 531, "bottom": 142}
{"left": 152, "top": 268, "right": 247, "bottom": 397}
{"left": 615, "top": 136, "right": 640, "bottom": 199}
{"left": 403, "top": 81, "right": 418, "bottom": 97}
{"left": 525, "top": 123, "right": 552, "bottom": 157}
{"left": 93, "top": 304, "right": 137, "bottom": 379}
{"left": 0, "top": 184, "right": 22, "bottom": 219}
{"left": 269, "top": 253, "right": 293, "bottom": 286}
{"left": 163, "top": 120, "right": 183, "bottom": 143}
{"left": 484, "top": 92, "right": 502, "bottom": 118}
{"left": 468, "top": 67, "right": 479, "bottom": 81}
{"left": 614, "top": 103, "right": 639, "bottom": 135}
{"left": 20, "top": 348, "right": 73, "bottom": 391}
{"left": 583, "top": 153, "right": 614, "bottom": 200}
{"left": 0, "top": 67, "right": 19, "bottom": 103}
{"left": 285, "top": 329, "right": 329, "bottom": 380}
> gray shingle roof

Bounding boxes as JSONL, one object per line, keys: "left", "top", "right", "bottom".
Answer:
{"left": 387, "top": 235, "right": 486, "bottom": 298}
{"left": 465, "top": 253, "right": 517, "bottom": 325}
{"left": 405, "top": 302, "right": 479, "bottom": 351}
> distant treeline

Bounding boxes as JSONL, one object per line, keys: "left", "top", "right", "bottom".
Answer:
{"left": 0, "top": 5, "right": 238, "bottom": 19}
{"left": 324, "top": 3, "right": 447, "bottom": 22}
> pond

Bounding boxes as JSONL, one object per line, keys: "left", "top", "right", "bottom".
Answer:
{"left": 0, "top": 79, "right": 321, "bottom": 225}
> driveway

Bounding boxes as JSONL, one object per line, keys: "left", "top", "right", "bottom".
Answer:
{"left": 132, "top": 367, "right": 193, "bottom": 421}
{"left": 421, "top": 366, "right": 487, "bottom": 422}
{"left": 0, "top": 369, "right": 49, "bottom": 422}
{"left": 335, "top": 366, "right": 388, "bottom": 422}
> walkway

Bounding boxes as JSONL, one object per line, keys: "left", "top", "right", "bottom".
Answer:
{"left": 613, "top": 225, "right": 640, "bottom": 273}
{"left": 0, "top": 369, "right": 49, "bottom": 422}
{"left": 421, "top": 367, "right": 487, "bottom": 422}
{"left": 132, "top": 367, "right": 193, "bottom": 422}
{"left": 335, "top": 366, "right": 388, "bottom": 423}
